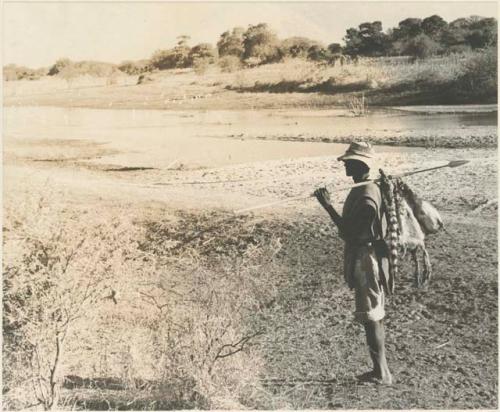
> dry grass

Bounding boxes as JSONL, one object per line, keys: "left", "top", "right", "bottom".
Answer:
{"left": 4, "top": 51, "right": 496, "bottom": 110}
{"left": 3, "top": 142, "right": 498, "bottom": 409}
{"left": 3, "top": 187, "right": 285, "bottom": 410}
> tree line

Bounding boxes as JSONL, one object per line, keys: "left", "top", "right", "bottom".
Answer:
{"left": 344, "top": 15, "right": 497, "bottom": 58}
{"left": 123, "top": 15, "right": 497, "bottom": 74}
{"left": 3, "top": 15, "right": 497, "bottom": 80}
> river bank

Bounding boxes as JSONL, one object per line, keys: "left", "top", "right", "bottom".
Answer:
{"left": 4, "top": 53, "right": 497, "bottom": 111}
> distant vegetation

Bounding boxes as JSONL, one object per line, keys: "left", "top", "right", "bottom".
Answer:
{"left": 3, "top": 15, "right": 497, "bottom": 104}
{"left": 3, "top": 64, "right": 48, "bottom": 81}
{"left": 4, "top": 14, "right": 497, "bottom": 81}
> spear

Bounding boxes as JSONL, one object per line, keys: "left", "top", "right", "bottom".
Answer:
{"left": 234, "top": 160, "right": 469, "bottom": 214}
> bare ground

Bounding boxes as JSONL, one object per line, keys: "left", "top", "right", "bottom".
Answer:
{"left": 3, "top": 125, "right": 497, "bottom": 409}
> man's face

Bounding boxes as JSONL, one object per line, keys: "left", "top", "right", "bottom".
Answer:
{"left": 343, "top": 159, "right": 368, "bottom": 177}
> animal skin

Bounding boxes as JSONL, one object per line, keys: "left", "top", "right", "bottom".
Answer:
{"left": 379, "top": 171, "right": 442, "bottom": 290}
{"left": 400, "top": 182, "right": 444, "bottom": 235}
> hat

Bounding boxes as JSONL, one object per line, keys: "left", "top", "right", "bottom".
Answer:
{"left": 337, "top": 141, "right": 377, "bottom": 170}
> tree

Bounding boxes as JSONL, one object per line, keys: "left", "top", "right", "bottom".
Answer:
{"left": 344, "top": 21, "right": 389, "bottom": 56}
{"left": 404, "top": 33, "right": 441, "bottom": 59}
{"left": 48, "top": 58, "right": 72, "bottom": 76}
{"left": 466, "top": 17, "right": 497, "bottom": 49}
{"left": 217, "top": 27, "right": 245, "bottom": 58}
{"left": 188, "top": 43, "right": 217, "bottom": 65}
{"left": 150, "top": 49, "right": 177, "bottom": 70}
{"left": 59, "top": 66, "right": 79, "bottom": 88}
{"left": 3, "top": 64, "right": 44, "bottom": 81}
{"left": 421, "top": 15, "right": 447, "bottom": 38}
{"left": 280, "top": 37, "right": 322, "bottom": 59}
{"left": 217, "top": 55, "right": 242, "bottom": 73}
{"left": 455, "top": 47, "right": 497, "bottom": 99}
{"left": 118, "top": 60, "right": 151, "bottom": 75}
{"left": 327, "top": 43, "right": 343, "bottom": 54}
{"left": 442, "top": 16, "right": 498, "bottom": 50}
{"left": 393, "top": 18, "right": 423, "bottom": 41}
{"left": 307, "top": 45, "right": 329, "bottom": 61}
{"left": 343, "top": 27, "right": 364, "bottom": 55}
{"left": 171, "top": 35, "right": 191, "bottom": 68}
{"left": 359, "top": 21, "right": 390, "bottom": 56}
{"left": 243, "top": 23, "right": 280, "bottom": 63}
{"left": 149, "top": 36, "right": 193, "bottom": 70}
{"left": 188, "top": 43, "right": 217, "bottom": 74}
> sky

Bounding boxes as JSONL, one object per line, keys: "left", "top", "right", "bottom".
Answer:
{"left": 2, "top": 1, "right": 498, "bottom": 68}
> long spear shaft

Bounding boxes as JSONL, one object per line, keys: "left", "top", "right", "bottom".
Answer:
{"left": 234, "top": 160, "right": 469, "bottom": 214}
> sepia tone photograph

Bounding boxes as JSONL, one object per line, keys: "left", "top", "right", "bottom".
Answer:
{"left": 2, "top": 1, "right": 498, "bottom": 410}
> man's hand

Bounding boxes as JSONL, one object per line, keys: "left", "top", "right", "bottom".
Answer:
{"left": 314, "top": 187, "right": 344, "bottom": 235}
{"left": 314, "top": 187, "right": 332, "bottom": 209}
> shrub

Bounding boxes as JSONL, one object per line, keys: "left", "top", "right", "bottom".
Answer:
{"left": 404, "top": 33, "right": 442, "bottom": 59}
{"left": 217, "top": 27, "right": 245, "bottom": 59}
{"left": 188, "top": 43, "right": 217, "bottom": 66}
{"left": 3, "top": 65, "right": 45, "bottom": 81}
{"left": 118, "top": 60, "right": 151, "bottom": 75}
{"left": 48, "top": 58, "right": 72, "bottom": 76}
{"left": 3, "top": 194, "right": 143, "bottom": 410}
{"left": 218, "top": 55, "right": 242, "bottom": 73}
{"left": 4, "top": 192, "right": 276, "bottom": 410}
{"left": 136, "top": 211, "right": 282, "bottom": 407}
{"left": 243, "top": 23, "right": 281, "bottom": 63}
{"left": 193, "top": 57, "right": 211, "bottom": 75}
{"left": 454, "top": 47, "right": 497, "bottom": 100}
{"left": 137, "top": 73, "right": 155, "bottom": 84}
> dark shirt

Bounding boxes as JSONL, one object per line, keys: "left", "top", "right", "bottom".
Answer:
{"left": 341, "top": 182, "right": 390, "bottom": 292}
{"left": 341, "top": 182, "right": 386, "bottom": 243}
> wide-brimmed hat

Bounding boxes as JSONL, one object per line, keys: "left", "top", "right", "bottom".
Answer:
{"left": 337, "top": 141, "right": 377, "bottom": 170}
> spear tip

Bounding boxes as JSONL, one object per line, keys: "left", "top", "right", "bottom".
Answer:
{"left": 448, "top": 160, "right": 469, "bottom": 168}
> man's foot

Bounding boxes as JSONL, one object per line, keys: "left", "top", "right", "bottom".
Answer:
{"left": 356, "top": 370, "right": 378, "bottom": 382}
{"left": 378, "top": 372, "right": 393, "bottom": 385}
{"left": 356, "top": 370, "right": 393, "bottom": 385}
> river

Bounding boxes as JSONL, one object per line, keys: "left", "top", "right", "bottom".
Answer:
{"left": 3, "top": 106, "right": 497, "bottom": 169}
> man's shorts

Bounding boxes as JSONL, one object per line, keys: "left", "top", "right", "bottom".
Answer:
{"left": 351, "top": 244, "right": 386, "bottom": 323}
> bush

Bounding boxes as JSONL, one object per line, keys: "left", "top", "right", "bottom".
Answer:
{"left": 48, "top": 58, "right": 72, "bottom": 76}
{"left": 243, "top": 23, "right": 280, "bottom": 63}
{"left": 118, "top": 60, "right": 151, "bottom": 75}
{"left": 454, "top": 48, "right": 497, "bottom": 100}
{"left": 218, "top": 55, "right": 242, "bottom": 73}
{"left": 137, "top": 73, "right": 155, "bottom": 84}
{"left": 4, "top": 191, "right": 276, "bottom": 410}
{"left": 150, "top": 49, "right": 174, "bottom": 70}
{"left": 135, "top": 211, "right": 282, "bottom": 407}
{"left": 3, "top": 64, "right": 46, "bottom": 81}
{"left": 192, "top": 57, "right": 211, "bottom": 75}
{"left": 404, "top": 34, "right": 442, "bottom": 59}
{"left": 3, "top": 194, "right": 143, "bottom": 410}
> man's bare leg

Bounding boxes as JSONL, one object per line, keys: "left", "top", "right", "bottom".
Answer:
{"left": 362, "top": 320, "right": 392, "bottom": 385}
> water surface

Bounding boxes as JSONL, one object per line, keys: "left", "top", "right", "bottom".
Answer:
{"left": 4, "top": 106, "right": 496, "bottom": 169}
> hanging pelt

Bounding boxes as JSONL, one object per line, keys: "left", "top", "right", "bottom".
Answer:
{"left": 378, "top": 169, "right": 443, "bottom": 290}
{"left": 398, "top": 181, "right": 444, "bottom": 235}
{"left": 378, "top": 170, "right": 398, "bottom": 294}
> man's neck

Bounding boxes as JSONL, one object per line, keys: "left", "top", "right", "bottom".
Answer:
{"left": 353, "top": 173, "right": 370, "bottom": 183}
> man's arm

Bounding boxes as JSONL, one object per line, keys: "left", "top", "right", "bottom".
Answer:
{"left": 314, "top": 188, "right": 346, "bottom": 236}
{"left": 315, "top": 188, "right": 377, "bottom": 242}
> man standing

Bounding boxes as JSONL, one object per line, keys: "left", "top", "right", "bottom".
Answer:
{"left": 314, "top": 141, "right": 392, "bottom": 385}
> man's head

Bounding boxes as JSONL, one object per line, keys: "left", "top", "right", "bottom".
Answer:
{"left": 337, "top": 141, "right": 376, "bottom": 180}
{"left": 343, "top": 159, "right": 370, "bottom": 177}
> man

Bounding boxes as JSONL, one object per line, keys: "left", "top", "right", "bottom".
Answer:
{"left": 314, "top": 141, "right": 392, "bottom": 385}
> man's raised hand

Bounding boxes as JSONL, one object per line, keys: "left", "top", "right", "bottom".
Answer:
{"left": 314, "top": 187, "right": 332, "bottom": 209}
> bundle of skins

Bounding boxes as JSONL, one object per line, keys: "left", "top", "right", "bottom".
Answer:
{"left": 378, "top": 169, "right": 443, "bottom": 292}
